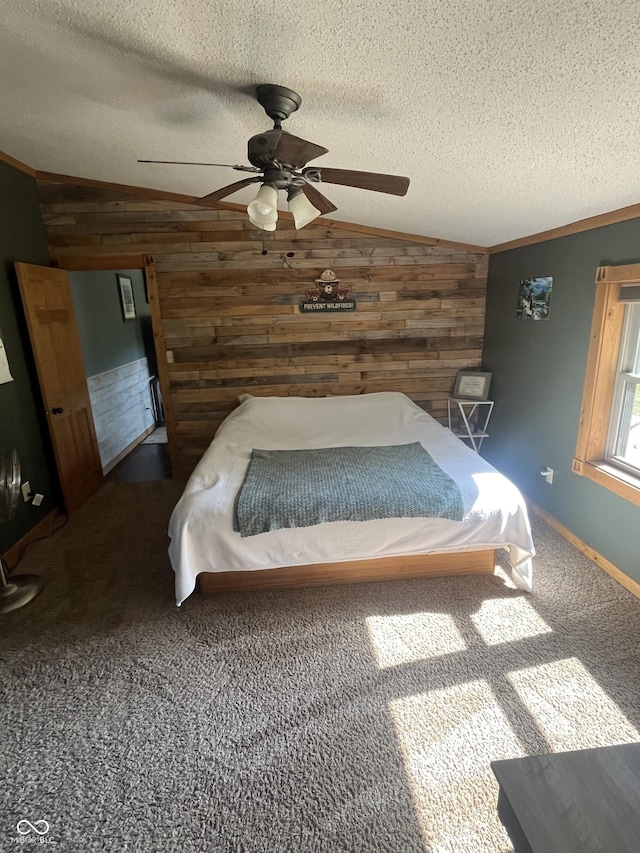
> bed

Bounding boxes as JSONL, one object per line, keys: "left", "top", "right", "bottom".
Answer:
{"left": 168, "top": 392, "right": 534, "bottom": 605}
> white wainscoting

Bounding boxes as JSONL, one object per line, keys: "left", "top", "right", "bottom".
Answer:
{"left": 87, "top": 358, "right": 156, "bottom": 471}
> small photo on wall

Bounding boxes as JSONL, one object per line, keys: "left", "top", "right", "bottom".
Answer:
{"left": 117, "top": 274, "right": 136, "bottom": 320}
{"left": 516, "top": 276, "right": 552, "bottom": 320}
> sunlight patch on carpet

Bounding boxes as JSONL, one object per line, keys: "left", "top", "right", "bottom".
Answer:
{"left": 470, "top": 596, "right": 552, "bottom": 646}
{"left": 389, "top": 680, "right": 524, "bottom": 853}
{"left": 508, "top": 657, "right": 639, "bottom": 751}
{"left": 366, "top": 613, "right": 466, "bottom": 668}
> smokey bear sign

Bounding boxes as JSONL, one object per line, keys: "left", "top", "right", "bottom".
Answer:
{"left": 300, "top": 269, "right": 356, "bottom": 313}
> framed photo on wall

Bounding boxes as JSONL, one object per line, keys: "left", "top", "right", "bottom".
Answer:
{"left": 516, "top": 276, "right": 553, "bottom": 320}
{"left": 117, "top": 274, "right": 136, "bottom": 320}
{"left": 453, "top": 370, "right": 492, "bottom": 401}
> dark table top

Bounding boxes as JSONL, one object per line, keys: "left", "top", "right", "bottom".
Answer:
{"left": 491, "top": 742, "right": 640, "bottom": 853}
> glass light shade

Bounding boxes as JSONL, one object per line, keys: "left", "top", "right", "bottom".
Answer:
{"left": 248, "top": 219, "right": 276, "bottom": 232}
{"left": 247, "top": 184, "right": 278, "bottom": 224}
{"left": 249, "top": 213, "right": 278, "bottom": 231}
{"left": 288, "top": 189, "right": 321, "bottom": 229}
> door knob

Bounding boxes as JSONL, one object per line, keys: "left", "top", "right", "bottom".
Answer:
{"left": 51, "top": 407, "right": 64, "bottom": 414}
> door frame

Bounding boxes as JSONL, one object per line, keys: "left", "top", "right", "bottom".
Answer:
{"left": 50, "top": 253, "right": 178, "bottom": 478}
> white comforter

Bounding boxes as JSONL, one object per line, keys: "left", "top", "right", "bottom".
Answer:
{"left": 168, "top": 392, "right": 534, "bottom": 605}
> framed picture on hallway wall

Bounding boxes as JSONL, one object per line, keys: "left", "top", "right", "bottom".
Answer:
{"left": 117, "top": 274, "right": 136, "bottom": 320}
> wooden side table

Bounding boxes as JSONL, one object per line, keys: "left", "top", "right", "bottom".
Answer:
{"left": 447, "top": 398, "right": 494, "bottom": 452}
{"left": 491, "top": 743, "right": 640, "bottom": 853}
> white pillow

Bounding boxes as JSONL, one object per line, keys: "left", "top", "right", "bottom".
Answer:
{"left": 225, "top": 392, "right": 433, "bottom": 444}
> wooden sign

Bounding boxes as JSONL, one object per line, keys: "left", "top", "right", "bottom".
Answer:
{"left": 300, "top": 269, "right": 356, "bottom": 313}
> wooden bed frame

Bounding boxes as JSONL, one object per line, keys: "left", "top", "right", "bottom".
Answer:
{"left": 198, "top": 548, "right": 497, "bottom": 595}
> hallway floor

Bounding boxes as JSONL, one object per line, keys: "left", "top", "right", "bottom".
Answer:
{"left": 106, "top": 441, "right": 171, "bottom": 482}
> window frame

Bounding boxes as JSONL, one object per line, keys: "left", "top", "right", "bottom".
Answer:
{"left": 573, "top": 263, "right": 640, "bottom": 507}
{"left": 605, "top": 302, "right": 640, "bottom": 475}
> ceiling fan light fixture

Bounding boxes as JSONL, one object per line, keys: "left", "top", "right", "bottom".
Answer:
{"left": 247, "top": 183, "right": 278, "bottom": 225}
{"left": 288, "top": 187, "right": 321, "bottom": 230}
{"left": 248, "top": 217, "right": 277, "bottom": 231}
{"left": 248, "top": 211, "right": 278, "bottom": 231}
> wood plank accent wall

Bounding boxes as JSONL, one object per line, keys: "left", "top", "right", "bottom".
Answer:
{"left": 37, "top": 180, "right": 488, "bottom": 475}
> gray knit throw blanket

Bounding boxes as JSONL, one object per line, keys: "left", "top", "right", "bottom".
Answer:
{"left": 234, "top": 442, "right": 464, "bottom": 537}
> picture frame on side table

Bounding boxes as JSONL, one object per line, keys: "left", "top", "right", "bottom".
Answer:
{"left": 117, "top": 274, "right": 136, "bottom": 320}
{"left": 452, "top": 370, "right": 492, "bottom": 401}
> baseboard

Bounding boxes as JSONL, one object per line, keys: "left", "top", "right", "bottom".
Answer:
{"left": 529, "top": 502, "right": 640, "bottom": 601}
{"left": 102, "top": 424, "right": 156, "bottom": 475}
{"left": 1, "top": 508, "right": 63, "bottom": 569}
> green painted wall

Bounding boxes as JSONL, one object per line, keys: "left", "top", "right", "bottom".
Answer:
{"left": 69, "top": 269, "right": 151, "bottom": 377}
{"left": 483, "top": 219, "right": 640, "bottom": 585}
{"left": 0, "top": 161, "right": 57, "bottom": 553}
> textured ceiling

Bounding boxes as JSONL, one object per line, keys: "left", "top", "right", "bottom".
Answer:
{"left": 1, "top": 0, "right": 639, "bottom": 246}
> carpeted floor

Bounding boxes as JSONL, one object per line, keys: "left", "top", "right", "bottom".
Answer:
{"left": 2, "top": 481, "right": 640, "bottom": 852}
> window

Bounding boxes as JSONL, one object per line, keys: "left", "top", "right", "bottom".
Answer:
{"left": 606, "top": 301, "right": 640, "bottom": 475}
{"left": 574, "top": 263, "right": 640, "bottom": 507}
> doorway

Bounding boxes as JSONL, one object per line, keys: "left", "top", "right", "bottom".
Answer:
{"left": 68, "top": 267, "right": 170, "bottom": 482}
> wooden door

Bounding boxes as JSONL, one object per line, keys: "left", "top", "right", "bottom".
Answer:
{"left": 15, "top": 263, "right": 103, "bottom": 513}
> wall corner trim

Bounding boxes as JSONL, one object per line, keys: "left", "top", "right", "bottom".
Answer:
{"left": 488, "top": 202, "right": 640, "bottom": 253}
{"left": 529, "top": 502, "right": 640, "bottom": 601}
{"left": 0, "top": 147, "right": 37, "bottom": 177}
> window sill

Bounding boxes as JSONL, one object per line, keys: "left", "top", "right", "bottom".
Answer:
{"left": 572, "top": 458, "right": 640, "bottom": 508}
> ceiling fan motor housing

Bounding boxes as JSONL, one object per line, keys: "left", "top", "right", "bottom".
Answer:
{"left": 247, "top": 130, "right": 289, "bottom": 169}
{"left": 261, "top": 168, "right": 294, "bottom": 190}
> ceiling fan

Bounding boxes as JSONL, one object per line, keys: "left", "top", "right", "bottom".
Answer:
{"left": 139, "top": 84, "right": 410, "bottom": 231}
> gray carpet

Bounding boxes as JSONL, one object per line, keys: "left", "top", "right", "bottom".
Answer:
{"left": 2, "top": 481, "right": 640, "bottom": 852}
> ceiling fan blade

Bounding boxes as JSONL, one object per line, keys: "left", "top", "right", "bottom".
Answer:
{"left": 272, "top": 132, "right": 328, "bottom": 168}
{"left": 138, "top": 159, "right": 260, "bottom": 173}
{"left": 194, "top": 177, "right": 262, "bottom": 206}
{"left": 303, "top": 167, "right": 410, "bottom": 196}
{"left": 301, "top": 182, "right": 338, "bottom": 215}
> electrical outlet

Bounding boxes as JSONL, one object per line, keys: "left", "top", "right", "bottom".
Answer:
{"left": 21, "top": 481, "right": 32, "bottom": 502}
{"left": 32, "top": 493, "right": 44, "bottom": 507}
